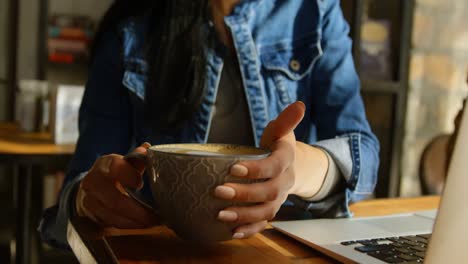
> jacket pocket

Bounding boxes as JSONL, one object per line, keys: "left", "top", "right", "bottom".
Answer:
{"left": 260, "top": 36, "right": 323, "bottom": 105}
{"left": 260, "top": 36, "right": 323, "bottom": 81}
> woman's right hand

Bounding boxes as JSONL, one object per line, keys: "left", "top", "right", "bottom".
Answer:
{"left": 75, "top": 143, "right": 159, "bottom": 228}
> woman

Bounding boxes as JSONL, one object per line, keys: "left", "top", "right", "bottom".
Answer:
{"left": 40, "top": 0, "right": 379, "bottom": 248}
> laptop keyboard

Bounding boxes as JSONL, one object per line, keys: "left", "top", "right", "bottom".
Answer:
{"left": 340, "top": 234, "right": 430, "bottom": 263}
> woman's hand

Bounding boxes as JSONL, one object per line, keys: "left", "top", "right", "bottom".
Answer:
{"left": 214, "top": 101, "right": 308, "bottom": 239}
{"left": 75, "top": 143, "right": 159, "bottom": 228}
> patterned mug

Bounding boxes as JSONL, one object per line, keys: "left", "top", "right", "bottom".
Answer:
{"left": 125, "top": 143, "right": 270, "bottom": 242}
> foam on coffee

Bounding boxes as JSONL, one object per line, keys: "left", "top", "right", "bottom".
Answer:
{"left": 151, "top": 144, "right": 269, "bottom": 157}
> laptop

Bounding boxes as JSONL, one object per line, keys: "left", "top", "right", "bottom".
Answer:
{"left": 271, "top": 107, "right": 468, "bottom": 263}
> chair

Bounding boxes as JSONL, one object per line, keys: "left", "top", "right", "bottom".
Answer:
{"left": 419, "top": 135, "right": 451, "bottom": 195}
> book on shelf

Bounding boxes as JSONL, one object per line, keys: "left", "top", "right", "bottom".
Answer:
{"left": 47, "top": 14, "right": 95, "bottom": 65}
{"left": 48, "top": 38, "right": 88, "bottom": 54}
{"left": 47, "top": 38, "right": 89, "bottom": 64}
{"left": 49, "top": 26, "right": 93, "bottom": 41}
{"left": 48, "top": 53, "right": 75, "bottom": 64}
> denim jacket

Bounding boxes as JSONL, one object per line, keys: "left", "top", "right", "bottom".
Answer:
{"left": 39, "top": 0, "right": 379, "bottom": 248}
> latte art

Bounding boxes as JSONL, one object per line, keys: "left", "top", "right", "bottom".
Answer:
{"left": 155, "top": 148, "right": 237, "bottom": 156}
{"left": 152, "top": 144, "right": 269, "bottom": 157}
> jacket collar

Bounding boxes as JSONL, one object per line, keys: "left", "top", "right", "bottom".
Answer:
{"left": 229, "top": 0, "right": 264, "bottom": 18}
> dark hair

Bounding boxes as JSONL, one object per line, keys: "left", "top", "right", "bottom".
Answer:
{"left": 93, "top": 0, "right": 210, "bottom": 130}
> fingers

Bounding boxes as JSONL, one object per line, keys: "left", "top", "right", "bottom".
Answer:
{"left": 231, "top": 140, "right": 294, "bottom": 180}
{"left": 127, "top": 142, "right": 151, "bottom": 172}
{"left": 77, "top": 143, "right": 159, "bottom": 229}
{"left": 214, "top": 104, "right": 305, "bottom": 240}
{"left": 110, "top": 156, "right": 145, "bottom": 189}
{"left": 83, "top": 177, "right": 158, "bottom": 227}
{"left": 217, "top": 197, "right": 284, "bottom": 240}
{"left": 218, "top": 197, "right": 285, "bottom": 225}
{"left": 216, "top": 170, "right": 293, "bottom": 203}
{"left": 260, "top": 101, "right": 305, "bottom": 148}
{"left": 88, "top": 155, "right": 143, "bottom": 189}
{"left": 87, "top": 143, "right": 150, "bottom": 190}
{"left": 232, "top": 221, "right": 268, "bottom": 239}
{"left": 219, "top": 140, "right": 294, "bottom": 203}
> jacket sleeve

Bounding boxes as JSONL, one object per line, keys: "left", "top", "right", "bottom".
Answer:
{"left": 38, "top": 29, "right": 133, "bottom": 248}
{"left": 285, "top": 0, "right": 380, "bottom": 218}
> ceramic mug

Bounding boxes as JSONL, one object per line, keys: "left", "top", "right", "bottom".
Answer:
{"left": 125, "top": 143, "right": 270, "bottom": 242}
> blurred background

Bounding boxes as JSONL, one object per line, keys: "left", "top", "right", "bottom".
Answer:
{"left": 0, "top": 0, "right": 466, "bottom": 263}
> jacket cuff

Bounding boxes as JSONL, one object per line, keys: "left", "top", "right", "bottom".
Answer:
{"left": 38, "top": 172, "right": 87, "bottom": 249}
{"left": 282, "top": 135, "right": 357, "bottom": 218}
{"left": 313, "top": 136, "right": 353, "bottom": 182}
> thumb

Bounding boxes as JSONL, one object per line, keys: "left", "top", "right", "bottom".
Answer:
{"left": 261, "top": 101, "right": 305, "bottom": 147}
{"left": 127, "top": 142, "right": 151, "bottom": 173}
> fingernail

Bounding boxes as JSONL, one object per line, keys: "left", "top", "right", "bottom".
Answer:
{"left": 214, "top": 186, "right": 236, "bottom": 199}
{"left": 137, "top": 180, "right": 144, "bottom": 190}
{"left": 142, "top": 142, "right": 151, "bottom": 148}
{"left": 218, "top": 210, "right": 238, "bottom": 222}
{"left": 101, "top": 157, "right": 113, "bottom": 174}
{"left": 231, "top": 164, "right": 248, "bottom": 177}
{"left": 296, "top": 101, "right": 306, "bottom": 111}
{"left": 233, "top": 233, "right": 245, "bottom": 239}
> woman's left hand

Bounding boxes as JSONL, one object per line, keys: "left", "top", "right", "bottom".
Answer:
{"left": 214, "top": 101, "right": 306, "bottom": 239}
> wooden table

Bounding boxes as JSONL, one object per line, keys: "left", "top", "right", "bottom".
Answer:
{"left": 68, "top": 196, "right": 440, "bottom": 263}
{"left": 0, "top": 122, "right": 75, "bottom": 264}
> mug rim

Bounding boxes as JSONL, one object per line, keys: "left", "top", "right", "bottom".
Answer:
{"left": 148, "top": 143, "right": 271, "bottom": 159}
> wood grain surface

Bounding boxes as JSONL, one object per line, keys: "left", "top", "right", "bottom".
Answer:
{"left": 0, "top": 122, "right": 75, "bottom": 155}
{"left": 69, "top": 196, "right": 440, "bottom": 264}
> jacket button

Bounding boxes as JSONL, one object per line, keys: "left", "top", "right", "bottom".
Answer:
{"left": 290, "top": 59, "right": 301, "bottom": 71}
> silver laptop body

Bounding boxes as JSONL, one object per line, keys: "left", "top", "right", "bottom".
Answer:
{"left": 272, "top": 107, "right": 468, "bottom": 264}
